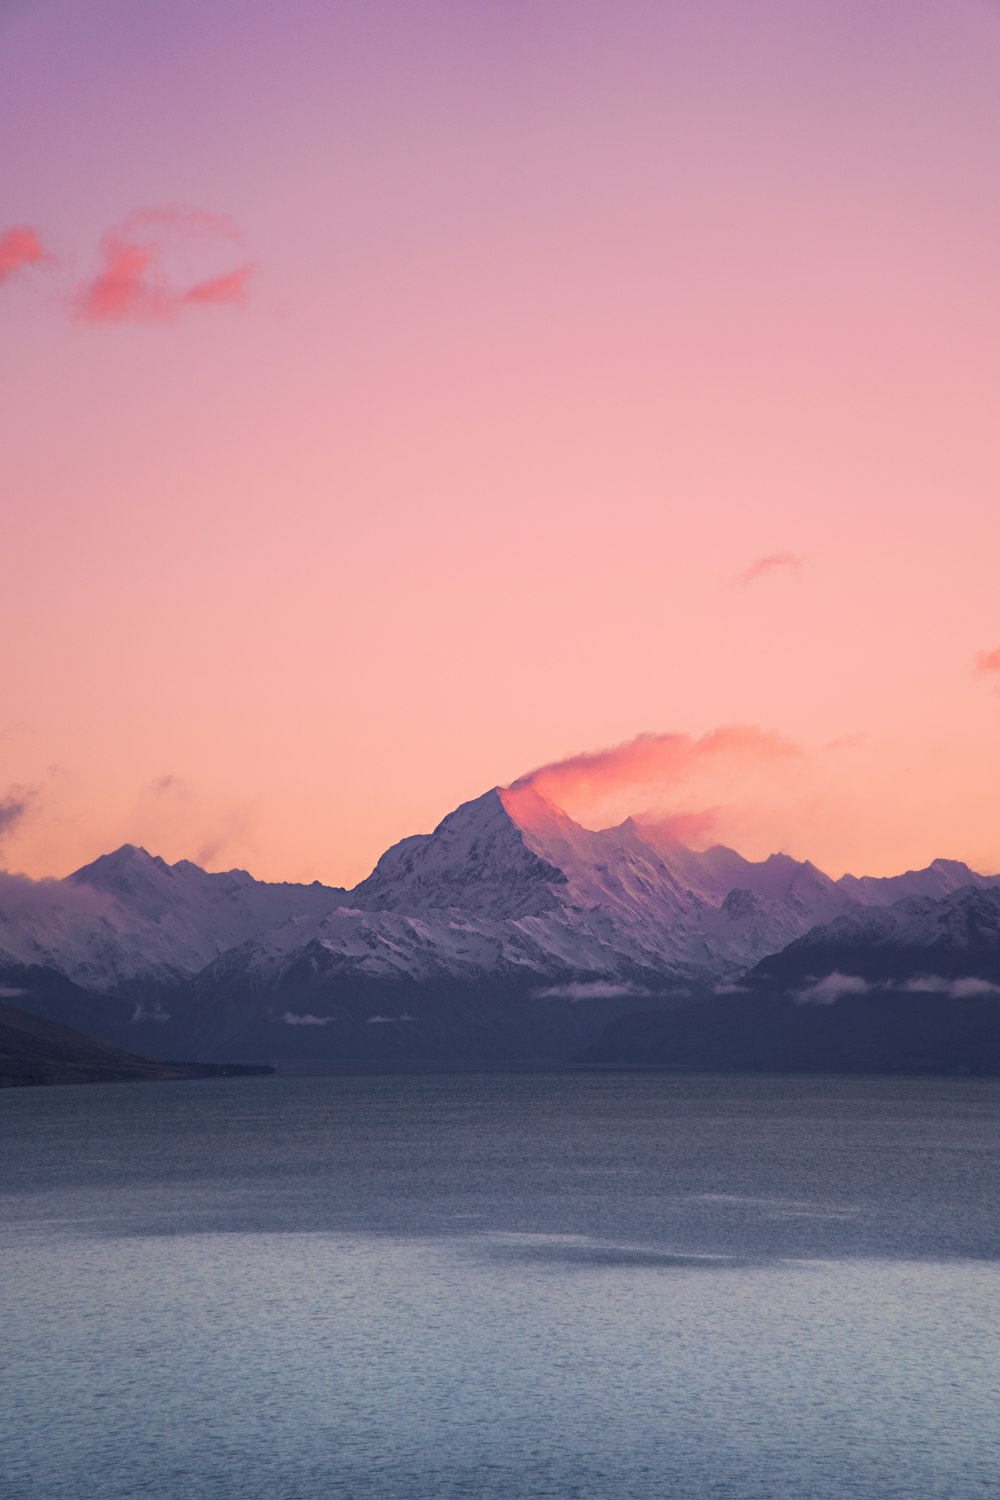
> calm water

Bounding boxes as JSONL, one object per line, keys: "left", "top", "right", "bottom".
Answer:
{"left": 2, "top": 1071, "right": 999, "bottom": 1499}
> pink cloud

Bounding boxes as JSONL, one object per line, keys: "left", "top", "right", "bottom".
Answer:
{"left": 0, "top": 226, "right": 51, "bottom": 284}
{"left": 511, "top": 726, "right": 801, "bottom": 818}
{"left": 183, "top": 266, "right": 252, "bottom": 307}
{"left": 738, "top": 552, "right": 806, "bottom": 586}
{"left": 636, "top": 808, "right": 719, "bottom": 844}
{"left": 75, "top": 235, "right": 170, "bottom": 323}
{"left": 975, "top": 646, "right": 1000, "bottom": 675}
{"left": 74, "top": 207, "right": 252, "bottom": 324}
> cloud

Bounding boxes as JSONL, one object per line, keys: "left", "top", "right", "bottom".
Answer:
{"left": 635, "top": 808, "right": 720, "bottom": 845}
{"left": 195, "top": 804, "right": 258, "bottom": 869}
{"left": 795, "top": 972, "right": 870, "bottom": 1005}
{"left": 282, "top": 1011, "right": 334, "bottom": 1026}
{"left": 74, "top": 207, "right": 252, "bottom": 324}
{"left": 0, "top": 786, "right": 37, "bottom": 849}
{"left": 0, "top": 986, "right": 28, "bottom": 999}
{"left": 0, "top": 869, "right": 112, "bottom": 920}
{"left": 899, "top": 975, "right": 949, "bottom": 993}
{"left": 366, "top": 1012, "right": 415, "bottom": 1023}
{"left": 512, "top": 726, "right": 800, "bottom": 821}
{"left": 182, "top": 266, "right": 251, "bottom": 307}
{"left": 975, "top": 647, "right": 1000, "bottom": 676}
{"left": 903, "top": 975, "right": 1000, "bottom": 999}
{"left": 738, "top": 552, "right": 806, "bottom": 586}
{"left": 0, "top": 226, "right": 51, "bottom": 284}
{"left": 713, "top": 982, "right": 749, "bottom": 995}
{"left": 122, "top": 775, "right": 258, "bottom": 871}
{"left": 794, "top": 973, "right": 1000, "bottom": 1004}
{"left": 130, "top": 1003, "right": 170, "bottom": 1024}
{"left": 150, "top": 774, "right": 184, "bottom": 795}
{"left": 535, "top": 981, "right": 656, "bottom": 1001}
{"left": 948, "top": 977, "right": 1000, "bottom": 998}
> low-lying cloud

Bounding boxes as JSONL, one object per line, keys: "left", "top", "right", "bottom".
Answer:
{"left": 535, "top": 980, "right": 656, "bottom": 1002}
{"left": 0, "top": 869, "right": 112, "bottom": 920}
{"left": 282, "top": 1011, "right": 334, "bottom": 1026}
{"left": 796, "top": 972, "right": 1000, "bottom": 1004}
{"left": 795, "top": 972, "right": 871, "bottom": 1005}
{"left": 901, "top": 975, "right": 1000, "bottom": 998}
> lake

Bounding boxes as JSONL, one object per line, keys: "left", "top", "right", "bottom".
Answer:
{"left": 2, "top": 1071, "right": 999, "bottom": 1499}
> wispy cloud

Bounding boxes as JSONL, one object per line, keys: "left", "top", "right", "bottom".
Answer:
{"left": 535, "top": 981, "right": 656, "bottom": 1002}
{"left": 74, "top": 207, "right": 252, "bottom": 324}
{"left": 182, "top": 266, "right": 251, "bottom": 308}
{"left": 902, "top": 975, "right": 1000, "bottom": 998}
{"left": 795, "top": 972, "right": 870, "bottom": 1005}
{"left": 512, "top": 726, "right": 800, "bottom": 817}
{"left": 795, "top": 972, "right": 1000, "bottom": 1004}
{"left": 0, "top": 785, "right": 37, "bottom": 850}
{"left": 283, "top": 1011, "right": 334, "bottom": 1026}
{"left": 738, "top": 552, "right": 806, "bottom": 587}
{"left": 635, "top": 808, "right": 719, "bottom": 845}
{"left": 0, "top": 226, "right": 51, "bottom": 285}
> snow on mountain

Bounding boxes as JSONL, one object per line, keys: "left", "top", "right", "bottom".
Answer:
{"left": 747, "top": 885, "right": 1000, "bottom": 997}
{"left": 3, "top": 785, "right": 999, "bottom": 1063}
{"left": 224, "top": 785, "right": 865, "bottom": 999}
{"left": 351, "top": 788, "right": 567, "bottom": 919}
{"left": 776, "top": 884, "right": 1000, "bottom": 962}
{"left": 0, "top": 847, "right": 345, "bottom": 992}
{"left": 837, "top": 859, "right": 1000, "bottom": 907}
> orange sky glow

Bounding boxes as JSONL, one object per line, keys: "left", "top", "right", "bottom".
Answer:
{"left": 2, "top": 0, "right": 999, "bottom": 885}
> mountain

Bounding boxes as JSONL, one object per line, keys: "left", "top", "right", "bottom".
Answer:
{"left": 0, "top": 996, "right": 272, "bottom": 1088}
{"left": 837, "top": 859, "right": 1000, "bottom": 907}
{"left": 581, "top": 884, "right": 1000, "bottom": 1075}
{"left": 748, "top": 884, "right": 1000, "bottom": 990}
{"left": 0, "top": 848, "right": 345, "bottom": 991}
{"left": 2, "top": 786, "right": 998, "bottom": 1065}
{"left": 165, "top": 786, "right": 867, "bottom": 1061}
{"left": 578, "top": 987, "right": 1000, "bottom": 1075}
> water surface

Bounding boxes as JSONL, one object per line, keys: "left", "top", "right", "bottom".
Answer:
{"left": 2, "top": 1071, "right": 999, "bottom": 1498}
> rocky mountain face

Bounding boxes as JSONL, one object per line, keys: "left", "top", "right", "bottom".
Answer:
{"left": 0, "top": 853, "right": 345, "bottom": 990}
{"left": 2, "top": 785, "right": 998, "bottom": 1063}
{"left": 582, "top": 885, "right": 1000, "bottom": 1076}
{"left": 748, "top": 884, "right": 1000, "bottom": 991}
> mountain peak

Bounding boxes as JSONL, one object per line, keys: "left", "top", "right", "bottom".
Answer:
{"left": 499, "top": 781, "right": 579, "bottom": 835}
{"left": 69, "top": 844, "right": 170, "bottom": 888}
{"left": 349, "top": 787, "right": 568, "bottom": 918}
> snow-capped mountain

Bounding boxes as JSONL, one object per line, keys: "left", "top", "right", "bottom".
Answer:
{"left": 0, "top": 848, "right": 345, "bottom": 991}
{"left": 836, "top": 859, "right": 1000, "bottom": 907}
{"left": 582, "top": 884, "right": 1000, "bottom": 1076}
{"left": 351, "top": 785, "right": 852, "bottom": 966}
{"left": 750, "top": 883, "right": 1000, "bottom": 989}
{"left": 2, "top": 783, "right": 998, "bottom": 1062}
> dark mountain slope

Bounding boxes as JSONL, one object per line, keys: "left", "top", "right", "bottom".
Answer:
{"left": 0, "top": 998, "right": 270, "bottom": 1087}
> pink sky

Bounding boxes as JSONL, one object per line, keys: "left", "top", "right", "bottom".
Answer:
{"left": 2, "top": 0, "right": 999, "bottom": 885}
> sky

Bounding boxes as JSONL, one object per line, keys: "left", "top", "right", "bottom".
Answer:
{"left": 2, "top": 0, "right": 1000, "bottom": 886}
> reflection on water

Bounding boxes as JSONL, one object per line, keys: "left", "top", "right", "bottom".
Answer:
{"left": 1, "top": 1071, "right": 999, "bottom": 1499}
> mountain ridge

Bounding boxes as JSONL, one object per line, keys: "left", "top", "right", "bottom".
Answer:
{"left": 2, "top": 785, "right": 999, "bottom": 1063}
